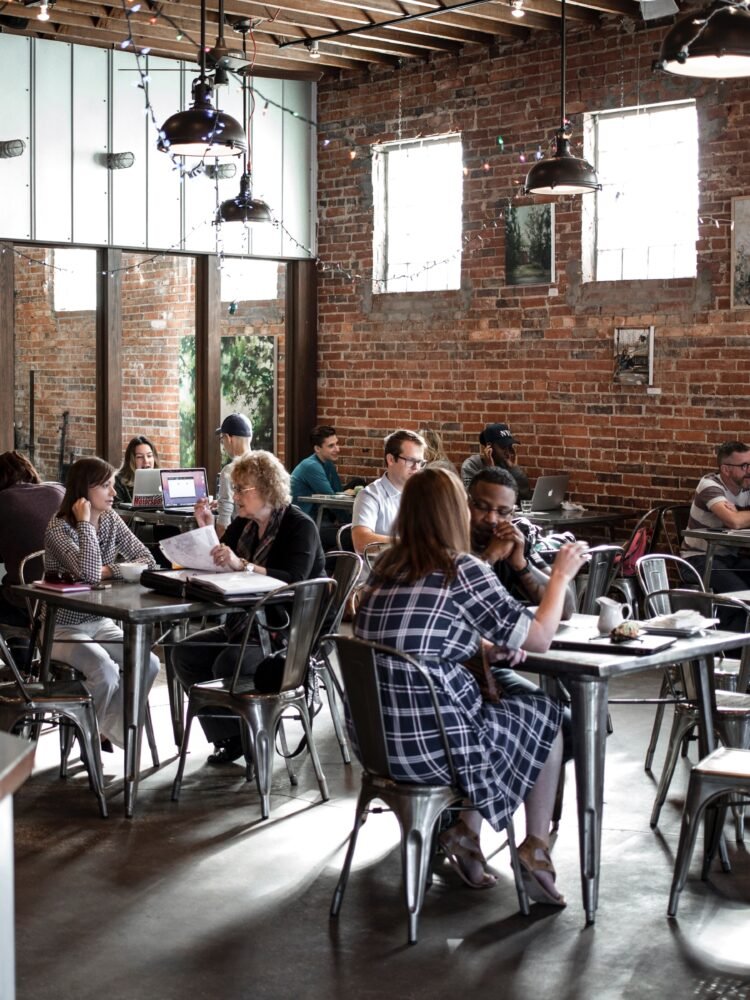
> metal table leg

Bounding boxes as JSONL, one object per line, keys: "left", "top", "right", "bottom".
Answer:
{"left": 122, "top": 621, "right": 152, "bottom": 818}
{"left": 567, "top": 675, "right": 609, "bottom": 925}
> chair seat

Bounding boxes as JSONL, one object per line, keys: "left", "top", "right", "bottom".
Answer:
{"left": 0, "top": 678, "right": 89, "bottom": 703}
{"left": 366, "top": 771, "right": 455, "bottom": 796}
{"left": 716, "top": 690, "right": 750, "bottom": 714}
{"left": 694, "top": 746, "right": 750, "bottom": 778}
{"left": 191, "top": 679, "right": 305, "bottom": 702}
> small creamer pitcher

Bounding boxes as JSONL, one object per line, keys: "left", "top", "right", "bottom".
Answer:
{"left": 596, "top": 596, "right": 632, "bottom": 635}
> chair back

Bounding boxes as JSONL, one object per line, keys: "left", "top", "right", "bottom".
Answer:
{"left": 327, "top": 634, "right": 459, "bottom": 786}
{"left": 636, "top": 554, "right": 704, "bottom": 617}
{"left": 620, "top": 507, "right": 663, "bottom": 577}
{"left": 658, "top": 504, "right": 691, "bottom": 556}
{"left": 0, "top": 632, "right": 34, "bottom": 704}
{"left": 323, "top": 551, "right": 363, "bottom": 634}
{"left": 363, "top": 541, "right": 389, "bottom": 571}
{"left": 578, "top": 545, "right": 624, "bottom": 614}
{"left": 335, "top": 522, "right": 353, "bottom": 550}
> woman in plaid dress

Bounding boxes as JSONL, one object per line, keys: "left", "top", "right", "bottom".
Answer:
{"left": 354, "top": 466, "right": 588, "bottom": 904}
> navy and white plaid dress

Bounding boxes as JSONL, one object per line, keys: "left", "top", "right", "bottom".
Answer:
{"left": 354, "top": 552, "right": 563, "bottom": 832}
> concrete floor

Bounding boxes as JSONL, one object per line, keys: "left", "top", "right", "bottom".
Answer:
{"left": 11, "top": 669, "right": 750, "bottom": 1000}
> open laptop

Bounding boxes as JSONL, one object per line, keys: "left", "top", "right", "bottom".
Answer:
{"left": 120, "top": 469, "right": 162, "bottom": 509}
{"left": 159, "top": 468, "right": 209, "bottom": 512}
{"left": 528, "top": 474, "right": 570, "bottom": 513}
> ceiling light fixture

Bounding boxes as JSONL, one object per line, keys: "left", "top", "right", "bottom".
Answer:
{"left": 656, "top": 0, "right": 750, "bottom": 78}
{"left": 523, "top": 0, "right": 601, "bottom": 195}
{"left": 216, "top": 25, "right": 271, "bottom": 226}
{"left": 306, "top": 39, "right": 321, "bottom": 58}
{"left": 511, "top": 0, "right": 525, "bottom": 18}
{"left": 37, "top": 1, "right": 50, "bottom": 20}
{"left": 157, "top": 0, "right": 246, "bottom": 158}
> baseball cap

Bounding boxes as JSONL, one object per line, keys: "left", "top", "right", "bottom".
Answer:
{"left": 479, "top": 422, "right": 518, "bottom": 448}
{"left": 216, "top": 413, "right": 253, "bottom": 438}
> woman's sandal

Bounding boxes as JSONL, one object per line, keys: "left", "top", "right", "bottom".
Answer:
{"left": 439, "top": 819, "right": 497, "bottom": 890}
{"left": 517, "top": 835, "right": 566, "bottom": 907}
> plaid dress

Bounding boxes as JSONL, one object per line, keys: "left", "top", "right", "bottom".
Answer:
{"left": 353, "top": 553, "right": 563, "bottom": 832}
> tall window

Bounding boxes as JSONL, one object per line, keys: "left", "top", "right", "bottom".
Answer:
{"left": 583, "top": 101, "right": 698, "bottom": 281}
{"left": 372, "top": 134, "right": 463, "bottom": 293}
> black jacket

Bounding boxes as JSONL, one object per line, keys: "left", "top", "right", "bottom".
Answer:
{"left": 223, "top": 504, "right": 325, "bottom": 584}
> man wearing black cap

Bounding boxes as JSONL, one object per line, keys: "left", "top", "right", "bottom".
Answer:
{"left": 215, "top": 412, "right": 253, "bottom": 540}
{"left": 461, "top": 422, "right": 531, "bottom": 501}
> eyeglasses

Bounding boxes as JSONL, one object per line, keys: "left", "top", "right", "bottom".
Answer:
{"left": 231, "top": 485, "right": 257, "bottom": 496}
{"left": 469, "top": 497, "right": 515, "bottom": 517}
{"left": 723, "top": 462, "right": 750, "bottom": 472}
{"left": 396, "top": 455, "right": 426, "bottom": 470}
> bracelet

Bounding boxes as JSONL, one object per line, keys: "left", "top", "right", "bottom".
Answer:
{"left": 516, "top": 563, "right": 531, "bottom": 576}
{"left": 241, "top": 560, "right": 254, "bottom": 573}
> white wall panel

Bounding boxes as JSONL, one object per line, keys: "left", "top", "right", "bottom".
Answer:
{"left": 72, "top": 46, "right": 109, "bottom": 245}
{"left": 0, "top": 36, "right": 32, "bottom": 240}
{"left": 280, "top": 79, "right": 313, "bottom": 259}
{"left": 34, "top": 40, "right": 73, "bottom": 243}
{"left": 111, "top": 50, "right": 148, "bottom": 248}
{"left": 214, "top": 73, "right": 249, "bottom": 257}
{"left": 249, "top": 78, "right": 283, "bottom": 257}
{"left": 146, "top": 56, "right": 184, "bottom": 251}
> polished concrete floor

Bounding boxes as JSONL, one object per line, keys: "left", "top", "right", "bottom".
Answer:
{"left": 11, "top": 669, "right": 750, "bottom": 1000}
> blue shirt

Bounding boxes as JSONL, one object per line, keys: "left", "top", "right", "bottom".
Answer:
{"left": 290, "top": 453, "right": 343, "bottom": 514}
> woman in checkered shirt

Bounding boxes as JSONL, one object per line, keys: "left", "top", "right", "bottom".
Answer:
{"left": 354, "top": 466, "right": 588, "bottom": 904}
{"left": 44, "top": 457, "right": 159, "bottom": 750}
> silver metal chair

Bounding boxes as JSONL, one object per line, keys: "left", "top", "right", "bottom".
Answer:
{"left": 362, "top": 541, "right": 389, "bottom": 572}
{"left": 326, "top": 634, "right": 529, "bottom": 945}
{"left": 335, "top": 522, "right": 353, "bottom": 550}
{"left": 668, "top": 746, "right": 750, "bottom": 916}
{"left": 172, "top": 577, "right": 335, "bottom": 820}
{"left": 576, "top": 544, "right": 625, "bottom": 614}
{"left": 658, "top": 504, "right": 691, "bottom": 557}
{"left": 0, "top": 631, "right": 107, "bottom": 817}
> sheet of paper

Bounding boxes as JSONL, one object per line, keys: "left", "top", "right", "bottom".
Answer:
{"left": 158, "top": 525, "right": 229, "bottom": 572}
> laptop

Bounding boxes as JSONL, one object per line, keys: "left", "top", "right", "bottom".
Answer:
{"left": 121, "top": 469, "right": 162, "bottom": 509}
{"left": 528, "top": 474, "right": 570, "bottom": 513}
{"left": 159, "top": 468, "right": 209, "bottom": 512}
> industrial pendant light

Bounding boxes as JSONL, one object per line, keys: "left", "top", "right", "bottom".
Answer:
{"left": 523, "top": 0, "right": 601, "bottom": 196}
{"left": 157, "top": 0, "right": 246, "bottom": 158}
{"left": 657, "top": 1, "right": 750, "bottom": 78}
{"left": 216, "top": 26, "right": 271, "bottom": 226}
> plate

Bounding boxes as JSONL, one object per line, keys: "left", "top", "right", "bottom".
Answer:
{"left": 641, "top": 617, "right": 719, "bottom": 637}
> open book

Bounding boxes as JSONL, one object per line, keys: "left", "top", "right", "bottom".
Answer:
{"left": 149, "top": 568, "right": 286, "bottom": 596}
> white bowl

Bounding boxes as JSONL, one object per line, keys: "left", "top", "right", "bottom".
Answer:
{"left": 119, "top": 562, "right": 145, "bottom": 583}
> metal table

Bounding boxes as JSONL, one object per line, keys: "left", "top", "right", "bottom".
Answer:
{"left": 524, "top": 613, "right": 750, "bottom": 924}
{"left": 13, "top": 582, "right": 218, "bottom": 818}
{"left": 297, "top": 494, "right": 355, "bottom": 528}
{"left": 114, "top": 506, "right": 201, "bottom": 531}
{"left": 682, "top": 527, "right": 750, "bottom": 588}
{"left": 524, "top": 508, "right": 628, "bottom": 539}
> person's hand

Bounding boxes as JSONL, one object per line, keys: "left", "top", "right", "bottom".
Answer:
{"left": 483, "top": 520, "right": 523, "bottom": 566}
{"left": 487, "top": 644, "right": 527, "bottom": 667}
{"left": 194, "top": 498, "right": 214, "bottom": 527}
{"left": 505, "top": 445, "right": 518, "bottom": 467}
{"left": 480, "top": 443, "right": 494, "bottom": 467}
{"left": 344, "top": 488, "right": 356, "bottom": 496}
{"left": 210, "top": 543, "right": 242, "bottom": 571}
{"left": 72, "top": 498, "right": 91, "bottom": 523}
{"left": 549, "top": 542, "right": 590, "bottom": 584}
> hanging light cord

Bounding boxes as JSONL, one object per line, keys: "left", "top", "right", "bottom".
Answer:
{"left": 560, "top": 0, "right": 568, "bottom": 134}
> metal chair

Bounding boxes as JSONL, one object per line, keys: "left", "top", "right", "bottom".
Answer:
{"left": 668, "top": 746, "right": 750, "bottom": 916}
{"left": 326, "top": 634, "right": 529, "bottom": 945}
{"left": 576, "top": 544, "right": 625, "bottom": 614}
{"left": 172, "top": 577, "right": 335, "bottom": 820}
{"left": 335, "top": 522, "right": 353, "bottom": 550}
{"left": 658, "top": 504, "right": 691, "bottom": 557}
{"left": 0, "top": 632, "right": 107, "bottom": 817}
{"left": 643, "top": 589, "right": 750, "bottom": 838}
{"left": 362, "top": 541, "right": 389, "bottom": 572}
{"left": 609, "top": 507, "right": 664, "bottom": 612}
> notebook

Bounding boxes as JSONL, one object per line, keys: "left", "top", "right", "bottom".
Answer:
{"left": 159, "top": 468, "right": 209, "bottom": 512}
{"left": 528, "top": 474, "right": 570, "bottom": 512}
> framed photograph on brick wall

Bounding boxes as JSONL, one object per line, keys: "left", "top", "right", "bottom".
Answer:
{"left": 613, "top": 326, "right": 654, "bottom": 386}
{"left": 504, "top": 203, "right": 555, "bottom": 286}
{"left": 731, "top": 196, "right": 750, "bottom": 308}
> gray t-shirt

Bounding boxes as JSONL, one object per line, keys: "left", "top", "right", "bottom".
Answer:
{"left": 682, "top": 471, "right": 750, "bottom": 557}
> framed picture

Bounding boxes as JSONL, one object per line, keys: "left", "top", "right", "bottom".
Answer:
{"left": 731, "top": 196, "right": 750, "bottom": 308}
{"left": 504, "top": 203, "right": 555, "bottom": 286}
{"left": 613, "top": 326, "right": 654, "bottom": 386}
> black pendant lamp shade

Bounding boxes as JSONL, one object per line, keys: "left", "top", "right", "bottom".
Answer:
{"left": 217, "top": 172, "right": 272, "bottom": 224}
{"left": 523, "top": 0, "right": 600, "bottom": 196}
{"left": 157, "top": 0, "right": 246, "bottom": 158}
{"left": 658, "top": 1, "right": 750, "bottom": 78}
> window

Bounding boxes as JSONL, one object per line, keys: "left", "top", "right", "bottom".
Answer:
{"left": 53, "top": 248, "right": 97, "bottom": 311}
{"left": 583, "top": 101, "right": 698, "bottom": 282}
{"left": 372, "top": 134, "right": 463, "bottom": 293}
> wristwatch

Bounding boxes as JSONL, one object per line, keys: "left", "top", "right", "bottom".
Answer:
{"left": 515, "top": 562, "right": 531, "bottom": 576}
{"left": 240, "top": 559, "right": 255, "bottom": 573}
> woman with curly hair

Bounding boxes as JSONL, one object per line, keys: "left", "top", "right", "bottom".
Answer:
{"left": 170, "top": 450, "right": 325, "bottom": 763}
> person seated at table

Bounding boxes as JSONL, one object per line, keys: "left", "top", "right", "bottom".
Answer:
{"left": 682, "top": 440, "right": 750, "bottom": 592}
{"left": 0, "top": 451, "right": 64, "bottom": 638}
{"left": 468, "top": 466, "right": 576, "bottom": 761}
{"left": 171, "top": 450, "right": 325, "bottom": 765}
{"left": 44, "top": 457, "right": 159, "bottom": 750}
{"left": 290, "top": 424, "right": 363, "bottom": 550}
{"left": 215, "top": 413, "right": 254, "bottom": 540}
{"left": 461, "top": 422, "right": 531, "bottom": 501}
{"left": 421, "top": 426, "right": 456, "bottom": 473}
{"left": 351, "top": 429, "right": 426, "bottom": 555}
{"left": 354, "top": 466, "right": 588, "bottom": 903}
{"left": 114, "top": 435, "right": 160, "bottom": 504}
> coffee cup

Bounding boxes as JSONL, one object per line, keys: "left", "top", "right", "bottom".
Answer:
{"left": 119, "top": 562, "right": 145, "bottom": 583}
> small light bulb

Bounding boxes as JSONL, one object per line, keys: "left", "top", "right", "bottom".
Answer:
{"left": 37, "top": 2, "right": 50, "bottom": 21}
{"left": 511, "top": 0, "right": 525, "bottom": 17}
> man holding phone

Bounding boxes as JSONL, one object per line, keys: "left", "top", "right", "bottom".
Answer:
{"left": 461, "top": 422, "right": 531, "bottom": 501}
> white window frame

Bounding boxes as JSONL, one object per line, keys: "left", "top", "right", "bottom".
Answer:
{"left": 372, "top": 133, "right": 463, "bottom": 294}
{"left": 582, "top": 100, "right": 698, "bottom": 283}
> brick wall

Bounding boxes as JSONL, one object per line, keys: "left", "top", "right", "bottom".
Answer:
{"left": 316, "top": 11, "right": 750, "bottom": 520}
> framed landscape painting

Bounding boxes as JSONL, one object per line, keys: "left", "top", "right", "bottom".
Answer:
{"left": 505, "top": 203, "right": 555, "bottom": 286}
{"left": 731, "top": 196, "right": 750, "bottom": 308}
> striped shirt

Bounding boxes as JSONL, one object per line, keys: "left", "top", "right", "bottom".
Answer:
{"left": 44, "top": 512, "right": 156, "bottom": 627}
{"left": 682, "top": 473, "right": 750, "bottom": 557}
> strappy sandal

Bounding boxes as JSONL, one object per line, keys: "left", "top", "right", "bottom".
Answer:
{"left": 439, "top": 819, "right": 497, "bottom": 890}
{"left": 517, "top": 835, "right": 566, "bottom": 907}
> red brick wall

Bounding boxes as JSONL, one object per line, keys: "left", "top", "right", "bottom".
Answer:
{"left": 316, "top": 12, "right": 750, "bottom": 519}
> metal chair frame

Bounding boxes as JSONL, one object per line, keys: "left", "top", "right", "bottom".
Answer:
{"left": 326, "top": 634, "right": 529, "bottom": 945}
{"left": 172, "top": 577, "right": 336, "bottom": 820}
{"left": 576, "top": 544, "right": 625, "bottom": 615}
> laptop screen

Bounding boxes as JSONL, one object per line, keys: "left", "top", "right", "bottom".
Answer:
{"left": 159, "top": 468, "right": 209, "bottom": 508}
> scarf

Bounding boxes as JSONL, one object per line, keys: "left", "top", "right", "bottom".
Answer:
{"left": 236, "top": 505, "right": 288, "bottom": 568}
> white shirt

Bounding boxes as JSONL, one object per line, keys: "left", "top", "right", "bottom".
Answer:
{"left": 352, "top": 473, "right": 402, "bottom": 536}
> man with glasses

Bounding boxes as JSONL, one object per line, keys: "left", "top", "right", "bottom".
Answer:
{"left": 351, "top": 429, "right": 426, "bottom": 555}
{"left": 682, "top": 440, "right": 750, "bottom": 589}
{"left": 215, "top": 413, "right": 253, "bottom": 540}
